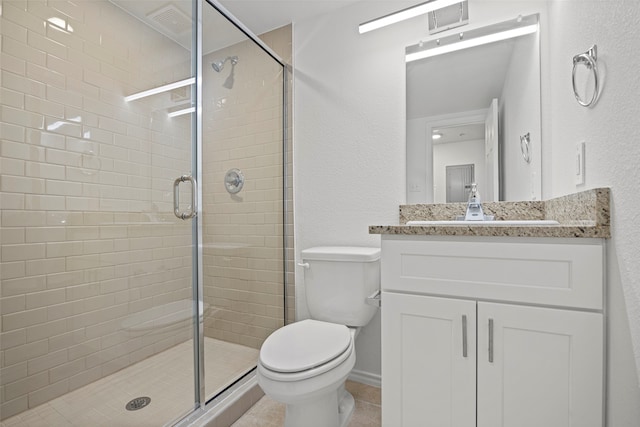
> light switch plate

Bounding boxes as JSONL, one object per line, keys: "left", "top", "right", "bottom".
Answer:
{"left": 576, "top": 141, "right": 585, "bottom": 185}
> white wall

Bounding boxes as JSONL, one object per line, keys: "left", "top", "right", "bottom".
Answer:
{"left": 294, "top": 0, "right": 547, "bottom": 383}
{"left": 293, "top": 1, "right": 415, "bottom": 382}
{"left": 294, "top": 3, "right": 640, "bottom": 422}
{"left": 545, "top": 2, "right": 640, "bottom": 424}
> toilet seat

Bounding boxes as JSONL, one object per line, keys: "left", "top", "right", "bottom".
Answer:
{"left": 259, "top": 319, "right": 353, "bottom": 381}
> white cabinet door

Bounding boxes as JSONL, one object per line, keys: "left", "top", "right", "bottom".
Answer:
{"left": 382, "top": 292, "right": 476, "bottom": 427}
{"left": 477, "top": 302, "right": 604, "bottom": 427}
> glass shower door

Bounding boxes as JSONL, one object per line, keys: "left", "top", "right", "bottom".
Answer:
{"left": 0, "top": 0, "right": 287, "bottom": 424}
{"left": 0, "top": 0, "right": 199, "bottom": 424}
{"left": 199, "top": 1, "right": 287, "bottom": 402}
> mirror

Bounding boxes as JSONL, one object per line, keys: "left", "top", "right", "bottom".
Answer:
{"left": 406, "top": 14, "right": 541, "bottom": 204}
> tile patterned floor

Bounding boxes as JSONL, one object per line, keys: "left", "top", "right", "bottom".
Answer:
{"left": 1, "top": 338, "right": 258, "bottom": 427}
{"left": 230, "top": 380, "right": 381, "bottom": 427}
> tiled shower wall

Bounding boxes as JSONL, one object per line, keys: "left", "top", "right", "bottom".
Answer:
{"left": 201, "top": 25, "right": 293, "bottom": 349}
{"left": 0, "top": 0, "right": 194, "bottom": 419}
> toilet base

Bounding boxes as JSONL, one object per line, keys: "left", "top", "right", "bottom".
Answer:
{"left": 284, "top": 385, "right": 354, "bottom": 427}
{"left": 338, "top": 386, "right": 355, "bottom": 427}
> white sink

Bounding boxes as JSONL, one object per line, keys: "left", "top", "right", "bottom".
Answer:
{"left": 406, "top": 220, "right": 560, "bottom": 226}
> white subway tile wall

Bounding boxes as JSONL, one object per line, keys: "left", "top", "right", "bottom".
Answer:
{"left": 201, "top": 25, "right": 291, "bottom": 350}
{"left": 0, "top": 0, "right": 195, "bottom": 420}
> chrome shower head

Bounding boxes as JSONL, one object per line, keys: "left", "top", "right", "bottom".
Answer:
{"left": 211, "top": 56, "right": 238, "bottom": 72}
{"left": 211, "top": 60, "right": 224, "bottom": 72}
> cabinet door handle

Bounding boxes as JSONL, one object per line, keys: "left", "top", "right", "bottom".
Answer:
{"left": 462, "top": 314, "right": 468, "bottom": 358}
{"left": 488, "top": 318, "right": 494, "bottom": 363}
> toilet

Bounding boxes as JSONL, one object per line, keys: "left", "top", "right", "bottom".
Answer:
{"left": 257, "top": 246, "right": 380, "bottom": 427}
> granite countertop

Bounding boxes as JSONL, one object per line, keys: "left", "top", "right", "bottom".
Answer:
{"left": 369, "top": 188, "right": 610, "bottom": 238}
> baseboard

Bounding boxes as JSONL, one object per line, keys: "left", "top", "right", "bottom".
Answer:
{"left": 348, "top": 369, "right": 381, "bottom": 388}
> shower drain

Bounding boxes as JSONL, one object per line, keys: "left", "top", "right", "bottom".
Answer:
{"left": 125, "top": 396, "right": 151, "bottom": 411}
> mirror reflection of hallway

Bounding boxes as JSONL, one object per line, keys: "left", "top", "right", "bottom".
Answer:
{"left": 406, "top": 14, "right": 541, "bottom": 203}
{"left": 446, "top": 164, "right": 475, "bottom": 203}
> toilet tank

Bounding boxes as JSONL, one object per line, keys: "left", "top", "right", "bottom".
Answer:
{"left": 301, "top": 246, "right": 380, "bottom": 327}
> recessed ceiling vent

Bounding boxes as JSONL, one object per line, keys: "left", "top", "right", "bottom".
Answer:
{"left": 429, "top": 1, "right": 469, "bottom": 34}
{"left": 171, "top": 86, "right": 189, "bottom": 102}
{"left": 147, "top": 4, "right": 191, "bottom": 36}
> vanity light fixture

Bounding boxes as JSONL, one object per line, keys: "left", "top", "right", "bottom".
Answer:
{"left": 48, "top": 17, "right": 74, "bottom": 32}
{"left": 432, "top": 131, "right": 442, "bottom": 140}
{"left": 406, "top": 13, "right": 538, "bottom": 62}
{"left": 124, "top": 77, "right": 195, "bottom": 102}
{"left": 167, "top": 106, "right": 195, "bottom": 118}
{"left": 359, "top": 0, "right": 464, "bottom": 34}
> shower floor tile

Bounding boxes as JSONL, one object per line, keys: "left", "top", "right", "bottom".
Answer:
{"left": 1, "top": 338, "right": 258, "bottom": 427}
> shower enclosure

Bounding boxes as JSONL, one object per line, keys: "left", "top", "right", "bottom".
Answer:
{"left": 0, "top": 0, "right": 290, "bottom": 425}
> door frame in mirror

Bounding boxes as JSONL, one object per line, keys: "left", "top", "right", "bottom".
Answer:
{"left": 411, "top": 109, "right": 486, "bottom": 204}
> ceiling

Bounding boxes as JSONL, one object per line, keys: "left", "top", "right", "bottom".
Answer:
{"left": 432, "top": 122, "right": 485, "bottom": 145}
{"left": 218, "top": 0, "right": 365, "bottom": 35}
{"left": 406, "top": 38, "right": 516, "bottom": 120}
{"left": 110, "top": 0, "right": 365, "bottom": 54}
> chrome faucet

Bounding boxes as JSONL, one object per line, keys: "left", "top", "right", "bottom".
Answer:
{"left": 464, "top": 183, "right": 485, "bottom": 221}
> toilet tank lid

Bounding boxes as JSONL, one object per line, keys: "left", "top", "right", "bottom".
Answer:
{"left": 301, "top": 246, "right": 380, "bottom": 262}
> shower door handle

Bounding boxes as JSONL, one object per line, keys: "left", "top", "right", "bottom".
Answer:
{"left": 173, "top": 175, "right": 197, "bottom": 220}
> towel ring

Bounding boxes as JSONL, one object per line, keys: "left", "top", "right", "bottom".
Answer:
{"left": 520, "top": 133, "right": 531, "bottom": 163}
{"left": 572, "top": 45, "right": 599, "bottom": 107}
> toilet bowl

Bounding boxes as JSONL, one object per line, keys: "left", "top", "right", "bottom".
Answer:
{"left": 257, "top": 246, "right": 380, "bottom": 427}
{"left": 258, "top": 320, "right": 357, "bottom": 427}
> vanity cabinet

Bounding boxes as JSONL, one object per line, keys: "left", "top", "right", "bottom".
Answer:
{"left": 381, "top": 236, "right": 605, "bottom": 427}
